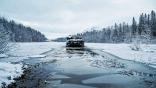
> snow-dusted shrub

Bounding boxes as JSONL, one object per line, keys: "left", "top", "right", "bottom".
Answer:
{"left": 140, "top": 25, "right": 151, "bottom": 45}
{"left": 130, "top": 24, "right": 151, "bottom": 51}
{"left": 130, "top": 36, "right": 141, "bottom": 51}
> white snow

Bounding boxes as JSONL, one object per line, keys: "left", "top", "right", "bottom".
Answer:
{"left": 87, "top": 43, "right": 156, "bottom": 68}
{"left": 28, "top": 55, "right": 46, "bottom": 58}
{"left": 0, "top": 54, "right": 8, "bottom": 58}
{"left": 0, "top": 42, "right": 64, "bottom": 63}
{"left": 7, "top": 42, "right": 64, "bottom": 57}
{"left": 0, "top": 62, "right": 23, "bottom": 88}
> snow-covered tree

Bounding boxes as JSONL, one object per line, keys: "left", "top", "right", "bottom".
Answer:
{"left": 0, "top": 17, "right": 47, "bottom": 42}
{"left": 0, "top": 23, "right": 9, "bottom": 53}
{"left": 55, "top": 10, "right": 156, "bottom": 44}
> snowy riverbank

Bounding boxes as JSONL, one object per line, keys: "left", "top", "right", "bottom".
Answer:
{"left": 87, "top": 43, "right": 156, "bottom": 68}
{"left": 0, "top": 42, "right": 64, "bottom": 87}
{"left": 0, "top": 62, "right": 23, "bottom": 88}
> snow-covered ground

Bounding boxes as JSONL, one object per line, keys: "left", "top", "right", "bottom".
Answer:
{"left": 7, "top": 42, "right": 64, "bottom": 57}
{"left": 0, "top": 42, "right": 64, "bottom": 87}
{"left": 0, "top": 62, "right": 23, "bottom": 88}
{"left": 87, "top": 43, "right": 156, "bottom": 68}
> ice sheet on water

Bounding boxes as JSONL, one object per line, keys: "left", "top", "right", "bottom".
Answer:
{"left": 52, "top": 74, "right": 70, "bottom": 79}
{"left": 47, "top": 81, "right": 96, "bottom": 88}
{"left": 57, "top": 83, "right": 97, "bottom": 88}
{"left": 54, "top": 56, "right": 117, "bottom": 75}
{"left": 46, "top": 80, "right": 62, "bottom": 87}
{"left": 28, "top": 55, "right": 46, "bottom": 58}
{"left": 0, "top": 57, "right": 28, "bottom": 63}
{"left": 149, "top": 64, "right": 156, "bottom": 69}
{"left": 82, "top": 74, "right": 137, "bottom": 84}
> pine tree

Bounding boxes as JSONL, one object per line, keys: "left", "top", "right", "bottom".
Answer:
{"left": 151, "top": 10, "right": 156, "bottom": 36}
{"left": 132, "top": 17, "right": 137, "bottom": 36}
{"left": 55, "top": 10, "right": 156, "bottom": 44}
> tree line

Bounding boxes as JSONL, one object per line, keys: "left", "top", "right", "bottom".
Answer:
{"left": 0, "top": 17, "right": 47, "bottom": 42}
{"left": 55, "top": 10, "right": 156, "bottom": 43}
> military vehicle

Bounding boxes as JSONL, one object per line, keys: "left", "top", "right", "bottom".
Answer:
{"left": 66, "top": 35, "right": 84, "bottom": 49}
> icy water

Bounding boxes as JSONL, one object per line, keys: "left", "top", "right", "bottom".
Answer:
{"left": 3, "top": 42, "right": 156, "bottom": 88}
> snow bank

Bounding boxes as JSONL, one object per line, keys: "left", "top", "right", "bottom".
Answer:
{"left": 0, "top": 54, "right": 8, "bottom": 58}
{"left": 87, "top": 43, "right": 156, "bottom": 68}
{"left": 7, "top": 42, "right": 64, "bottom": 57}
{"left": 0, "top": 62, "right": 23, "bottom": 87}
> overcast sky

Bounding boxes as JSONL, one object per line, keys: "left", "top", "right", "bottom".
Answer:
{"left": 0, "top": 0, "right": 156, "bottom": 39}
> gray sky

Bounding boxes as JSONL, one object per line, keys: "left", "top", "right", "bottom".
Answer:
{"left": 0, "top": 0, "right": 156, "bottom": 39}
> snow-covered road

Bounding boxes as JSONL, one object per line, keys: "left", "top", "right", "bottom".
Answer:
{"left": 0, "top": 42, "right": 156, "bottom": 88}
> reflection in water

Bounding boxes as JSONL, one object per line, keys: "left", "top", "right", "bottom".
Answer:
{"left": 66, "top": 49, "right": 85, "bottom": 55}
